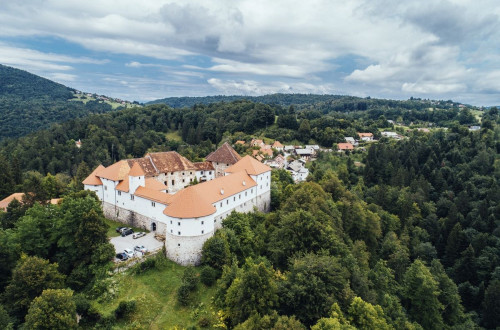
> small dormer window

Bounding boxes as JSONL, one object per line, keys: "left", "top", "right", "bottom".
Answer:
{"left": 118, "top": 191, "right": 121, "bottom": 196}
{"left": 130, "top": 195, "right": 135, "bottom": 201}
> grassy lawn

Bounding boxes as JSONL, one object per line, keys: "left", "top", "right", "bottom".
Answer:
{"left": 104, "top": 218, "right": 149, "bottom": 238}
{"left": 93, "top": 259, "right": 218, "bottom": 329}
{"left": 165, "top": 131, "right": 183, "bottom": 142}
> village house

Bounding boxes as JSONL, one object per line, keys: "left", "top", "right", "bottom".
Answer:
{"left": 272, "top": 141, "right": 284, "bottom": 152}
{"left": 345, "top": 137, "right": 358, "bottom": 146}
{"left": 287, "top": 160, "right": 309, "bottom": 182}
{"left": 250, "top": 139, "right": 265, "bottom": 148}
{"left": 381, "top": 131, "right": 402, "bottom": 139}
{"left": 265, "top": 154, "right": 286, "bottom": 169}
{"left": 295, "top": 148, "right": 315, "bottom": 161}
{"left": 84, "top": 147, "right": 271, "bottom": 265}
{"left": 358, "top": 132, "right": 374, "bottom": 141}
{"left": 337, "top": 142, "right": 354, "bottom": 152}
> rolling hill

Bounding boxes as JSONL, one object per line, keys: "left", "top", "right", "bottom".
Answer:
{"left": 0, "top": 64, "right": 117, "bottom": 140}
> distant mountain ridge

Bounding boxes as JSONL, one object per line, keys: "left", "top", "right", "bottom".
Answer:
{"left": 147, "top": 94, "right": 347, "bottom": 108}
{"left": 0, "top": 64, "right": 116, "bottom": 140}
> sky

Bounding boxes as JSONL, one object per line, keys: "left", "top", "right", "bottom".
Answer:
{"left": 1, "top": 0, "right": 500, "bottom": 105}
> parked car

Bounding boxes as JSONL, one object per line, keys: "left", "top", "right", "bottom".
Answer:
{"left": 134, "top": 245, "right": 147, "bottom": 253}
{"left": 115, "top": 252, "right": 128, "bottom": 261}
{"left": 116, "top": 226, "right": 126, "bottom": 233}
{"left": 121, "top": 228, "right": 134, "bottom": 237}
{"left": 133, "top": 232, "right": 146, "bottom": 239}
{"left": 123, "top": 248, "right": 135, "bottom": 258}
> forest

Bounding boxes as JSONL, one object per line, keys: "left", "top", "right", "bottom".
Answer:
{"left": 0, "top": 84, "right": 498, "bottom": 328}
{"left": 0, "top": 65, "right": 117, "bottom": 140}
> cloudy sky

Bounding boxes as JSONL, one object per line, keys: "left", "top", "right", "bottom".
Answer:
{"left": 1, "top": 0, "right": 499, "bottom": 105}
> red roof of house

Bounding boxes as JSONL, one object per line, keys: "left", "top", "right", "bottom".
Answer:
{"left": 163, "top": 171, "right": 256, "bottom": 218}
{"left": 337, "top": 143, "right": 354, "bottom": 150}
{"left": 82, "top": 165, "right": 105, "bottom": 185}
{"left": 206, "top": 142, "right": 242, "bottom": 165}
{"left": 225, "top": 155, "right": 271, "bottom": 175}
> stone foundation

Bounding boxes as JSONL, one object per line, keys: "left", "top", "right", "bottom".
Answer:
{"left": 101, "top": 202, "right": 166, "bottom": 233}
{"left": 165, "top": 231, "right": 214, "bottom": 265}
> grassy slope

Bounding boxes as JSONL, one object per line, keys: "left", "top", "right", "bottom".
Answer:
{"left": 93, "top": 259, "right": 217, "bottom": 329}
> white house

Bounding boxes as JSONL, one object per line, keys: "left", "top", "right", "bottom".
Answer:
{"left": 84, "top": 151, "right": 271, "bottom": 266}
{"left": 287, "top": 160, "right": 309, "bottom": 182}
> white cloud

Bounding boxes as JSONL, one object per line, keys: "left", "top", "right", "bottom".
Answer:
{"left": 0, "top": 0, "right": 500, "bottom": 103}
{"left": 207, "top": 78, "right": 335, "bottom": 95}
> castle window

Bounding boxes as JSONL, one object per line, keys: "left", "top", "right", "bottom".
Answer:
{"left": 178, "top": 243, "right": 180, "bottom": 246}
{"left": 171, "top": 172, "right": 173, "bottom": 175}
{"left": 201, "top": 221, "right": 204, "bottom": 225}
{"left": 251, "top": 189, "right": 253, "bottom": 193}
{"left": 178, "top": 222, "right": 181, "bottom": 226}
{"left": 190, "top": 172, "right": 192, "bottom": 175}
{"left": 118, "top": 191, "right": 121, "bottom": 196}
{"left": 214, "top": 219, "right": 216, "bottom": 223}
{"left": 164, "top": 181, "right": 167, "bottom": 185}
{"left": 183, "top": 179, "right": 185, "bottom": 183}
{"left": 201, "top": 171, "right": 204, "bottom": 174}
{"left": 220, "top": 202, "right": 222, "bottom": 207}
{"left": 226, "top": 200, "right": 228, "bottom": 205}
{"left": 201, "top": 230, "right": 204, "bottom": 234}
{"left": 245, "top": 191, "right": 247, "bottom": 196}
{"left": 190, "top": 178, "right": 192, "bottom": 182}
{"left": 239, "top": 194, "right": 241, "bottom": 199}
{"left": 171, "top": 229, "right": 173, "bottom": 233}
{"left": 172, "top": 180, "right": 175, "bottom": 185}
{"left": 130, "top": 195, "right": 135, "bottom": 201}
{"left": 209, "top": 171, "right": 212, "bottom": 175}
{"left": 233, "top": 197, "right": 236, "bottom": 201}
{"left": 170, "top": 220, "right": 172, "bottom": 224}
{"left": 182, "top": 172, "right": 184, "bottom": 175}
{"left": 178, "top": 231, "right": 181, "bottom": 235}
{"left": 104, "top": 186, "right": 107, "bottom": 190}
{"left": 152, "top": 202, "right": 156, "bottom": 207}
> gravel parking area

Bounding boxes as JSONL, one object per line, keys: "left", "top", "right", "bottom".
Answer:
{"left": 110, "top": 232, "right": 163, "bottom": 256}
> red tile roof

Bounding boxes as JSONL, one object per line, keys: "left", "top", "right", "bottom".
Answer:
{"left": 98, "top": 161, "right": 130, "bottom": 181}
{"left": 82, "top": 165, "right": 105, "bottom": 185}
{"left": 337, "top": 143, "right": 354, "bottom": 150}
{"left": 193, "top": 161, "right": 215, "bottom": 171}
{"left": 225, "top": 155, "right": 271, "bottom": 175}
{"left": 206, "top": 142, "right": 242, "bottom": 164}
{"left": 135, "top": 186, "right": 172, "bottom": 204}
{"left": 129, "top": 162, "right": 145, "bottom": 176}
{"left": 146, "top": 151, "right": 196, "bottom": 172}
{"left": 163, "top": 171, "right": 256, "bottom": 218}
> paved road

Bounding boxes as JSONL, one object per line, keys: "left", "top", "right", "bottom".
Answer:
{"left": 110, "top": 232, "right": 163, "bottom": 257}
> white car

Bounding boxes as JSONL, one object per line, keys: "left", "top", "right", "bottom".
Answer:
{"left": 133, "top": 232, "right": 146, "bottom": 239}
{"left": 134, "top": 245, "right": 148, "bottom": 253}
{"left": 123, "top": 248, "right": 135, "bottom": 258}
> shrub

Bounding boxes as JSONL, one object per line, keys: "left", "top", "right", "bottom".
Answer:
{"left": 95, "top": 314, "right": 116, "bottom": 329}
{"left": 200, "top": 266, "right": 218, "bottom": 286}
{"left": 114, "top": 300, "right": 136, "bottom": 320}
{"left": 177, "top": 284, "right": 191, "bottom": 306}
{"left": 182, "top": 267, "right": 199, "bottom": 291}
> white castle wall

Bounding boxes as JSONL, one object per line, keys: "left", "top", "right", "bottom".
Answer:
{"left": 165, "top": 231, "right": 214, "bottom": 265}
{"left": 155, "top": 171, "right": 197, "bottom": 194}
{"left": 91, "top": 169, "right": 272, "bottom": 265}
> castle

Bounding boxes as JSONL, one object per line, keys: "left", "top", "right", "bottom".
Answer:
{"left": 83, "top": 143, "right": 271, "bottom": 265}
